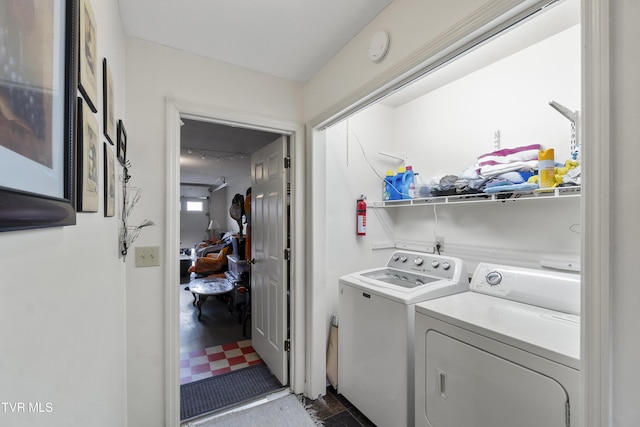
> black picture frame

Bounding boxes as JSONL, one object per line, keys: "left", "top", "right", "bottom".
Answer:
{"left": 77, "top": 97, "right": 99, "bottom": 212}
{"left": 117, "top": 120, "right": 127, "bottom": 166}
{"left": 103, "top": 58, "right": 115, "bottom": 144}
{"left": 104, "top": 142, "right": 115, "bottom": 217}
{"left": 78, "top": 0, "right": 98, "bottom": 113}
{"left": 0, "top": 0, "right": 78, "bottom": 232}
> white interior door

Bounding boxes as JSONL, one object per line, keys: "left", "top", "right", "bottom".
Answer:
{"left": 251, "top": 136, "right": 289, "bottom": 385}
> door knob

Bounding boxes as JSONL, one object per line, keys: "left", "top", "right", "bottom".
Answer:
{"left": 248, "top": 258, "right": 256, "bottom": 265}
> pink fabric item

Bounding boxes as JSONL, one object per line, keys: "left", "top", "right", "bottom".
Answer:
{"left": 476, "top": 143, "right": 541, "bottom": 177}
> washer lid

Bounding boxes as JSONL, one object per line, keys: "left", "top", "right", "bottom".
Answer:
{"left": 360, "top": 268, "right": 441, "bottom": 288}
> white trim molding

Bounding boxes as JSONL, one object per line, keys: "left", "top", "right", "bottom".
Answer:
{"left": 164, "top": 98, "right": 306, "bottom": 426}
{"left": 165, "top": 99, "right": 182, "bottom": 427}
{"left": 581, "top": 0, "right": 611, "bottom": 426}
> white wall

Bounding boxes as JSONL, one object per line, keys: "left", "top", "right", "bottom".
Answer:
{"left": 179, "top": 187, "right": 210, "bottom": 248}
{"left": 391, "top": 24, "right": 581, "bottom": 268}
{"left": 324, "top": 105, "right": 400, "bottom": 314}
{"left": 124, "top": 37, "right": 303, "bottom": 426}
{"left": 210, "top": 188, "right": 228, "bottom": 240}
{"left": 0, "top": 1, "right": 127, "bottom": 426}
{"left": 394, "top": 25, "right": 581, "bottom": 178}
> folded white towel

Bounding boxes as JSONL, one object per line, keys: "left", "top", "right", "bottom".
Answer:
{"left": 476, "top": 144, "right": 541, "bottom": 177}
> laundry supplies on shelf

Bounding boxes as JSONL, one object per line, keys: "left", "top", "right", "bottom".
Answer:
{"left": 405, "top": 166, "right": 416, "bottom": 199}
{"left": 394, "top": 167, "right": 407, "bottom": 199}
{"left": 538, "top": 148, "right": 555, "bottom": 188}
{"left": 391, "top": 166, "right": 416, "bottom": 200}
{"left": 384, "top": 170, "right": 396, "bottom": 200}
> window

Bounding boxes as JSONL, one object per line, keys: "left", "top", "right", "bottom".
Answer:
{"left": 186, "top": 200, "right": 204, "bottom": 212}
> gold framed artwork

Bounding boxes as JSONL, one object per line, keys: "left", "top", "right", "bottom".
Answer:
{"left": 102, "top": 58, "right": 115, "bottom": 144}
{"left": 0, "top": 0, "right": 78, "bottom": 231}
{"left": 104, "top": 142, "right": 115, "bottom": 217}
{"left": 78, "top": 0, "right": 97, "bottom": 113}
{"left": 77, "top": 97, "right": 98, "bottom": 212}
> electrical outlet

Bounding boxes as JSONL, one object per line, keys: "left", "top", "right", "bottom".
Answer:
{"left": 435, "top": 236, "right": 445, "bottom": 252}
{"left": 135, "top": 246, "right": 160, "bottom": 267}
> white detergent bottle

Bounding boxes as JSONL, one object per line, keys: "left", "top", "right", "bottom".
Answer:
{"left": 404, "top": 166, "right": 416, "bottom": 199}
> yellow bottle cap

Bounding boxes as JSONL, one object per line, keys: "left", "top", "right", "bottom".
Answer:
{"left": 386, "top": 170, "right": 394, "bottom": 176}
{"left": 397, "top": 167, "right": 406, "bottom": 173}
{"left": 538, "top": 148, "right": 555, "bottom": 161}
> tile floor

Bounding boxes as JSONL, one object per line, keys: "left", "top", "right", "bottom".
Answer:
{"left": 304, "top": 386, "right": 377, "bottom": 427}
{"left": 180, "top": 339, "right": 263, "bottom": 385}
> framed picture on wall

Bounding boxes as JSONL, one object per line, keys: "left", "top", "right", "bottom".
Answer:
{"left": 0, "top": 0, "right": 78, "bottom": 232}
{"left": 78, "top": 0, "right": 98, "bottom": 113}
{"left": 77, "top": 97, "right": 99, "bottom": 212}
{"left": 117, "top": 120, "right": 127, "bottom": 166}
{"left": 103, "top": 58, "right": 116, "bottom": 144}
{"left": 104, "top": 142, "right": 115, "bottom": 217}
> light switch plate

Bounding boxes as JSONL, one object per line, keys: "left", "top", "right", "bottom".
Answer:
{"left": 135, "top": 246, "right": 160, "bottom": 267}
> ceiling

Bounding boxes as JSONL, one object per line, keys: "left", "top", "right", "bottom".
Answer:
{"left": 179, "top": 119, "right": 280, "bottom": 189}
{"left": 117, "top": 0, "right": 393, "bottom": 83}
{"left": 117, "top": 0, "right": 394, "bottom": 191}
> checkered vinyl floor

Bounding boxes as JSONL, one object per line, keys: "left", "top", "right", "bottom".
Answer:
{"left": 180, "top": 339, "right": 262, "bottom": 385}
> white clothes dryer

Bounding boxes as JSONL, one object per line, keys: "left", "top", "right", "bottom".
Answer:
{"left": 338, "top": 251, "right": 468, "bottom": 427}
{"left": 415, "top": 262, "right": 580, "bottom": 427}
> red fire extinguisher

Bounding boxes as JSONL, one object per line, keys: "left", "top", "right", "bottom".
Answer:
{"left": 356, "top": 196, "right": 366, "bottom": 236}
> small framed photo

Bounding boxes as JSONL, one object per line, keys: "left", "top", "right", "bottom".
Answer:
{"left": 77, "top": 97, "right": 99, "bottom": 212}
{"left": 103, "top": 58, "right": 115, "bottom": 144}
{"left": 78, "top": 0, "right": 98, "bottom": 113}
{"left": 117, "top": 120, "right": 127, "bottom": 166}
{"left": 104, "top": 142, "right": 115, "bottom": 217}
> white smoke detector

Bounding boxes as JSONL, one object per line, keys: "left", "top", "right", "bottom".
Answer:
{"left": 369, "top": 30, "right": 390, "bottom": 62}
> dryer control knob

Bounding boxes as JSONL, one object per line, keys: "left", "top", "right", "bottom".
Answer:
{"left": 431, "top": 261, "right": 440, "bottom": 268}
{"left": 392, "top": 255, "right": 400, "bottom": 262}
{"left": 414, "top": 257, "right": 424, "bottom": 266}
{"left": 399, "top": 256, "right": 408, "bottom": 263}
{"left": 442, "top": 262, "right": 451, "bottom": 270}
{"left": 486, "top": 271, "right": 503, "bottom": 286}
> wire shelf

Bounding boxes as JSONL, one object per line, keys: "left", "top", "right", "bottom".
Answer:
{"left": 369, "top": 186, "right": 581, "bottom": 208}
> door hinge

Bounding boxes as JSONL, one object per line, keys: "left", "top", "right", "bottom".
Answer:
{"left": 284, "top": 248, "right": 291, "bottom": 261}
{"left": 284, "top": 339, "right": 291, "bottom": 352}
{"left": 284, "top": 156, "right": 291, "bottom": 169}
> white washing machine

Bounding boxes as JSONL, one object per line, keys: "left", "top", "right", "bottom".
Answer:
{"left": 338, "top": 251, "right": 468, "bottom": 427}
{"left": 415, "top": 262, "right": 581, "bottom": 427}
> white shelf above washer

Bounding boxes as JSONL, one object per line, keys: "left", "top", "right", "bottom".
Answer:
{"left": 368, "top": 186, "right": 580, "bottom": 208}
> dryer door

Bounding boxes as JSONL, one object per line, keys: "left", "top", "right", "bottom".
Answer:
{"left": 425, "top": 331, "right": 569, "bottom": 427}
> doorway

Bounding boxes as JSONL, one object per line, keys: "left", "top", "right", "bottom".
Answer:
{"left": 178, "top": 118, "right": 288, "bottom": 421}
{"left": 164, "top": 101, "right": 305, "bottom": 425}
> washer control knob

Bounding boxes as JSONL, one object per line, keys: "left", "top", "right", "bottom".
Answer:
{"left": 392, "top": 255, "right": 400, "bottom": 262}
{"left": 442, "top": 262, "right": 451, "bottom": 270}
{"left": 414, "top": 257, "right": 424, "bottom": 266}
{"left": 431, "top": 261, "right": 440, "bottom": 268}
{"left": 486, "top": 271, "right": 503, "bottom": 286}
{"left": 399, "top": 256, "right": 408, "bottom": 263}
